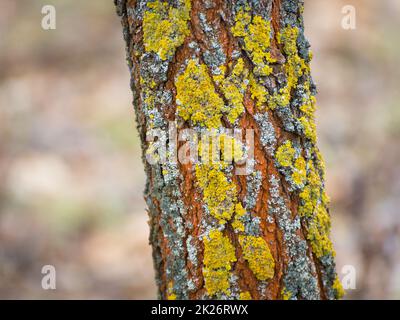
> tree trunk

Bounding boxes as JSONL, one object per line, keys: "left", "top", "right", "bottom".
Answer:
{"left": 114, "top": 0, "right": 344, "bottom": 300}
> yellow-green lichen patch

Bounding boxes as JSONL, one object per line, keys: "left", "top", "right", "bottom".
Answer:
{"left": 231, "top": 203, "right": 246, "bottom": 232}
{"left": 203, "top": 268, "right": 231, "bottom": 297}
{"left": 281, "top": 287, "right": 292, "bottom": 300}
{"left": 176, "top": 59, "right": 225, "bottom": 129}
{"left": 297, "top": 81, "right": 318, "bottom": 142}
{"left": 230, "top": 9, "right": 251, "bottom": 37}
{"left": 239, "top": 235, "right": 275, "bottom": 281}
{"left": 321, "top": 190, "right": 331, "bottom": 207}
{"left": 195, "top": 132, "right": 246, "bottom": 222}
{"left": 203, "top": 229, "right": 237, "bottom": 296}
{"left": 204, "top": 229, "right": 237, "bottom": 270}
{"left": 139, "top": 76, "right": 158, "bottom": 129}
{"left": 231, "top": 13, "right": 311, "bottom": 112}
{"left": 278, "top": 26, "right": 309, "bottom": 90}
{"left": 306, "top": 205, "right": 334, "bottom": 258}
{"left": 167, "top": 293, "right": 177, "bottom": 300}
{"left": 249, "top": 74, "right": 268, "bottom": 109}
{"left": 239, "top": 291, "right": 252, "bottom": 300}
{"left": 332, "top": 276, "right": 345, "bottom": 299}
{"left": 268, "top": 85, "right": 291, "bottom": 110}
{"left": 314, "top": 148, "right": 327, "bottom": 180}
{"left": 195, "top": 163, "right": 237, "bottom": 223}
{"left": 232, "top": 11, "right": 275, "bottom": 77}
{"left": 268, "top": 26, "right": 309, "bottom": 110}
{"left": 292, "top": 156, "right": 307, "bottom": 186}
{"left": 212, "top": 65, "right": 227, "bottom": 84}
{"left": 299, "top": 96, "right": 317, "bottom": 118}
{"left": 275, "top": 140, "right": 296, "bottom": 167}
{"left": 167, "top": 281, "right": 177, "bottom": 300}
{"left": 298, "top": 160, "right": 322, "bottom": 218}
{"left": 143, "top": 0, "right": 191, "bottom": 60}
{"left": 195, "top": 132, "right": 247, "bottom": 223}
{"left": 275, "top": 140, "right": 307, "bottom": 189}
{"left": 220, "top": 58, "right": 249, "bottom": 124}
{"left": 299, "top": 116, "right": 317, "bottom": 143}
{"left": 296, "top": 157, "right": 336, "bottom": 259}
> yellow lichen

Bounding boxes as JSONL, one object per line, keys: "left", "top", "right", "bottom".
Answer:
{"left": 239, "top": 291, "right": 252, "bottom": 300}
{"left": 332, "top": 276, "right": 345, "bottom": 299}
{"left": 203, "top": 229, "right": 237, "bottom": 296}
{"left": 299, "top": 116, "right": 317, "bottom": 143}
{"left": 195, "top": 163, "right": 237, "bottom": 223}
{"left": 220, "top": 58, "right": 249, "bottom": 123}
{"left": 297, "top": 81, "right": 318, "bottom": 142}
{"left": 239, "top": 235, "right": 275, "bottom": 281}
{"left": 230, "top": 9, "right": 251, "bottom": 37}
{"left": 213, "top": 65, "right": 227, "bottom": 85}
{"left": 274, "top": 141, "right": 336, "bottom": 259}
{"left": 298, "top": 161, "right": 322, "bottom": 218}
{"left": 204, "top": 229, "right": 237, "bottom": 269}
{"left": 203, "top": 268, "right": 231, "bottom": 297}
{"left": 195, "top": 133, "right": 246, "bottom": 223}
{"left": 249, "top": 74, "right": 268, "bottom": 108}
{"left": 140, "top": 75, "right": 158, "bottom": 126}
{"left": 298, "top": 158, "right": 335, "bottom": 258}
{"left": 232, "top": 203, "right": 246, "bottom": 232}
{"left": 269, "top": 26, "right": 309, "bottom": 109}
{"left": 275, "top": 141, "right": 308, "bottom": 188}
{"left": 299, "top": 186, "right": 313, "bottom": 217}
{"left": 280, "top": 27, "right": 308, "bottom": 89}
{"left": 299, "top": 97, "right": 317, "bottom": 118}
{"left": 167, "top": 281, "right": 177, "bottom": 300}
{"left": 307, "top": 205, "right": 334, "bottom": 258}
{"left": 143, "top": 0, "right": 191, "bottom": 60}
{"left": 232, "top": 11, "right": 275, "bottom": 76}
{"left": 275, "top": 140, "right": 296, "bottom": 167}
{"left": 176, "top": 59, "right": 225, "bottom": 129}
{"left": 232, "top": 14, "right": 314, "bottom": 112}
{"left": 314, "top": 148, "right": 327, "bottom": 179}
{"left": 321, "top": 190, "right": 331, "bottom": 207}
{"left": 268, "top": 85, "right": 291, "bottom": 110}
{"left": 167, "top": 293, "right": 177, "bottom": 300}
{"left": 281, "top": 287, "right": 292, "bottom": 300}
{"left": 292, "top": 156, "right": 307, "bottom": 186}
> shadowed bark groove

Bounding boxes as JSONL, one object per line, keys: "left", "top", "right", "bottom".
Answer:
{"left": 115, "top": 0, "right": 344, "bottom": 300}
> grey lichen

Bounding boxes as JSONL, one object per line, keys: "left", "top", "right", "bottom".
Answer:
{"left": 186, "top": 235, "right": 198, "bottom": 267}
{"left": 244, "top": 170, "right": 262, "bottom": 210}
{"left": 268, "top": 174, "right": 320, "bottom": 300}
{"left": 197, "top": 12, "right": 227, "bottom": 74}
{"left": 254, "top": 113, "right": 276, "bottom": 156}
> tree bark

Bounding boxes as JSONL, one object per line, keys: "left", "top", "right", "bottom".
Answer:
{"left": 114, "top": 0, "right": 344, "bottom": 300}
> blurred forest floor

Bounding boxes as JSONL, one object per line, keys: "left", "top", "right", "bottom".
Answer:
{"left": 0, "top": 0, "right": 399, "bottom": 299}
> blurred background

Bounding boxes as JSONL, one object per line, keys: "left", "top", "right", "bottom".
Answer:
{"left": 0, "top": 0, "right": 399, "bottom": 299}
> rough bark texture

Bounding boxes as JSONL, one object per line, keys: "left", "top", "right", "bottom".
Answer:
{"left": 114, "top": 0, "right": 344, "bottom": 300}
